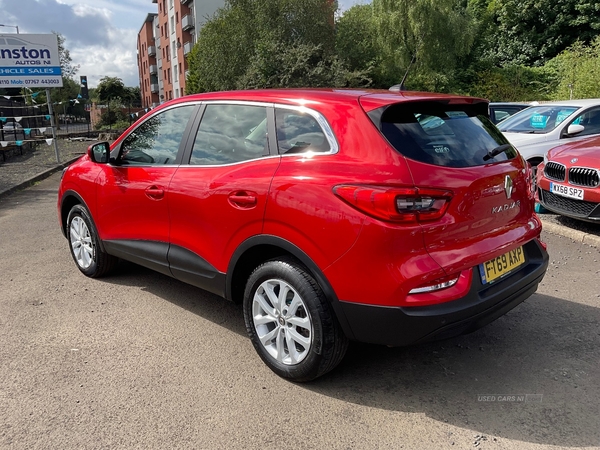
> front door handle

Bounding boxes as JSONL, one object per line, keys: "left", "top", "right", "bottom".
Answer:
{"left": 145, "top": 185, "right": 165, "bottom": 200}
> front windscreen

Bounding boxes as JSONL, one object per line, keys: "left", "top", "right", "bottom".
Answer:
{"left": 498, "top": 105, "right": 579, "bottom": 134}
{"left": 371, "top": 102, "right": 516, "bottom": 168}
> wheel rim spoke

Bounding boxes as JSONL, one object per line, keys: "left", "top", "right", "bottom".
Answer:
{"left": 255, "top": 290, "right": 276, "bottom": 317}
{"left": 259, "top": 327, "right": 278, "bottom": 347}
{"left": 275, "top": 329, "right": 286, "bottom": 362}
{"left": 252, "top": 278, "right": 313, "bottom": 366}
{"left": 69, "top": 216, "right": 93, "bottom": 269}
{"left": 286, "top": 327, "right": 311, "bottom": 349}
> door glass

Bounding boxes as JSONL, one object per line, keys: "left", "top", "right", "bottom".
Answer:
{"left": 275, "top": 109, "right": 330, "bottom": 154}
{"left": 571, "top": 107, "right": 600, "bottom": 136}
{"left": 119, "top": 105, "right": 195, "bottom": 165}
{"left": 190, "top": 104, "right": 269, "bottom": 165}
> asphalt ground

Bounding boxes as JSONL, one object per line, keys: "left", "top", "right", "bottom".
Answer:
{"left": 1, "top": 140, "right": 599, "bottom": 247}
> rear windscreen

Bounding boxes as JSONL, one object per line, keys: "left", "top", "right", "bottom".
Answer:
{"left": 369, "top": 102, "right": 517, "bottom": 168}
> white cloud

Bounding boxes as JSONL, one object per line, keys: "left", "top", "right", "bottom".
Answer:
{"left": 70, "top": 28, "right": 139, "bottom": 87}
{"left": 0, "top": 0, "right": 150, "bottom": 88}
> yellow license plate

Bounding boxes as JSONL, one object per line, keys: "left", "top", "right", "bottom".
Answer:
{"left": 479, "top": 246, "right": 525, "bottom": 284}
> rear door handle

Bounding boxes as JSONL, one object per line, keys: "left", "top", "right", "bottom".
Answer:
{"left": 228, "top": 191, "right": 257, "bottom": 208}
{"left": 145, "top": 185, "right": 165, "bottom": 200}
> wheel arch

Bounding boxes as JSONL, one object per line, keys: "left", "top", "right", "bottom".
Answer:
{"left": 60, "top": 191, "right": 106, "bottom": 253}
{"left": 226, "top": 235, "right": 355, "bottom": 340}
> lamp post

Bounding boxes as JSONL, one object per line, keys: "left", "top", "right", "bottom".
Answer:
{"left": 0, "top": 24, "right": 19, "bottom": 34}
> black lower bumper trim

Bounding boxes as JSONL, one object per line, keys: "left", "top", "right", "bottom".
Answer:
{"left": 337, "top": 239, "right": 549, "bottom": 346}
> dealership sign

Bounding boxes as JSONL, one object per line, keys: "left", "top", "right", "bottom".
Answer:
{"left": 0, "top": 34, "right": 63, "bottom": 88}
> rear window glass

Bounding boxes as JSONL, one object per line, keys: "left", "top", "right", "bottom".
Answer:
{"left": 371, "top": 102, "right": 516, "bottom": 168}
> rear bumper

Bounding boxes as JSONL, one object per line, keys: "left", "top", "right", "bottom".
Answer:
{"left": 335, "top": 239, "right": 548, "bottom": 346}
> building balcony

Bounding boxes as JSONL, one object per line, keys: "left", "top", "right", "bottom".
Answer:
{"left": 182, "top": 14, "right": 194, "bottom": 31}
{"left": 158, "top": 58, "right": 163, "bottom": 69}
{"left": 155, "top": 36, "right": 161, "bottom": 48}
{"left": 149, "top": 65, "right": 158, "bottom": 75}
{"left": 159, "top": 81, "right": 164, "bottom": 90}
{"left": 150, "top": 83, "right": 159, "bottom": 93}
{"left": 148, "top": 46, "right": 156, "bottom": 56}
{"left": 183, "top": 41, "right": 192, "bottom": 56}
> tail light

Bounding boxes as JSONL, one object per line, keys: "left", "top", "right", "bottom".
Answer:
{"left": 333, "top": 185, "right": 452, "bottom": 223}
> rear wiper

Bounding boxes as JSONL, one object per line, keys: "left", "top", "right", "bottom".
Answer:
{"left": 483, "top": 144, "right": 512, "bottom": 161}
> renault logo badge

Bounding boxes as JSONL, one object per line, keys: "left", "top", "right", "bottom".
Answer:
{"left": 504, "top": 175, "right": 513, "bottom": 199}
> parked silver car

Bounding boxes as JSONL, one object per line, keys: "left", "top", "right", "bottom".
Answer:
{"left": 498, "top": 99, "right": 600, "bottom": 168}
{"left": 1, "top": 122, "right": 25, "bottom": 140}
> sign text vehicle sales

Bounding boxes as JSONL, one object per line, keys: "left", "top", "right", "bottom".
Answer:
{"left": 0, "top": 34, "right": 62, "bottom": 87}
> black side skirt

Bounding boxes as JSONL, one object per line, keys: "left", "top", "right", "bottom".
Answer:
{"left": 103, "top": 240, "right": 226, "bottom": 298}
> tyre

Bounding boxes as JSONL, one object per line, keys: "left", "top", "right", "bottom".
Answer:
{"left": 243, "top": 257, "right": 348, "bottom": 382}
{"left": 66, "top": 205, "right": 118, "bottom": 278}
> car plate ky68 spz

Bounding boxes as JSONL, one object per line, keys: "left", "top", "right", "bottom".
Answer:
{"left": 479, "top": 246, "right": 525, "bottom": 284}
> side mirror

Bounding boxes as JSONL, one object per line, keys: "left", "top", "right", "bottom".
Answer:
{"left": 567, "top": 124, "right": 585, "bottom": 136}
{"left": 88, "top": 142, "right": 110, "bottom": 164}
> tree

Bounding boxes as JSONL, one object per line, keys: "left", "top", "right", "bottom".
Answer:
{"left": 55, "top": 32, "right": 79, "bottom": 80}
{"left": 335, "top": 4, "right": 382, "bottom": 85}
{"left": 371, "top": 0, "right": 476, "bottom": 90}
{"left": 480, "top": 0, "right": 600, "bottom": 66}
{"left": 186, "top": 0, "right": 365, "bottom": 92}
{"left": 96, "top": 77, "right": 127, "bottom": 104}
{"left": 546, "top": 37, "right": 600, "bottom": 100}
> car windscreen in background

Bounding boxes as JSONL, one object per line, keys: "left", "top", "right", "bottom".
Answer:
{"left": 370, "top": 102, "right": 517, "bottom": 168}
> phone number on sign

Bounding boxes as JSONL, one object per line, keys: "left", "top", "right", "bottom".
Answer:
{"left": 5, "top": 79, "right": 62, "bottom": 86}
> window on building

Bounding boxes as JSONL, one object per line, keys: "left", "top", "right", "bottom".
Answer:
{"left": 172, "top": 40, "right": 176, "bottom": 59}
{"left": 166, "top": 45, "right": 170, "bottom": 61}
{"left": 179, "top": 63, "right": 182, "bottom": 74}
{"left": 175, "top": 12, "right": 179, "bottom": 23}
{"left": 171, "top": 16, "right": 175, "bottom": 34}
{"left": 169, "top": 0, "right": 173, "bottom": 9}
{"left": 174, "top": 68, "right": 178, "bottom": 83}
{"left": 167, "top": 68, "right": 171, "bottom": 84}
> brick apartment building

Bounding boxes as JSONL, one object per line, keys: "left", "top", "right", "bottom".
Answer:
{"left": 137, "top": 0, "right": 225, "bottom": 109}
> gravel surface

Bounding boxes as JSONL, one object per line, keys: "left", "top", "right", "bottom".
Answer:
{"left": 537, "top": 210, "right": 600, "bottom": 242}
{"left": 0, "top": 139, "right": 93, "bottom": 197}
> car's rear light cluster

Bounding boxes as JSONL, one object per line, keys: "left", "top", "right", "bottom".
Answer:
{"left": 333, "top": 185, "right": 452, "bottom": 223}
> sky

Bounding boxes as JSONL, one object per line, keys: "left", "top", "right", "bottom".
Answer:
{"left": 0, "top": 0, "right": 366, "bottom": 89}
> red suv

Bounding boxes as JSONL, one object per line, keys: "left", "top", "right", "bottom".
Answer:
{"left": 58, "top": 89, "right": 548, "bottom": 381}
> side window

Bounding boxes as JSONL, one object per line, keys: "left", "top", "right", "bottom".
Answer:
{"left": 119, "top": 105, "right": 195, "bottom": 165}
{"left": 571, "top": 107, "right": 600, "bottom": 137}
{"left": 275, "top": 109, "right": 330, "bottom": 154}
{"left": 190, "top": 104, "right": 268, "bottom": 165}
